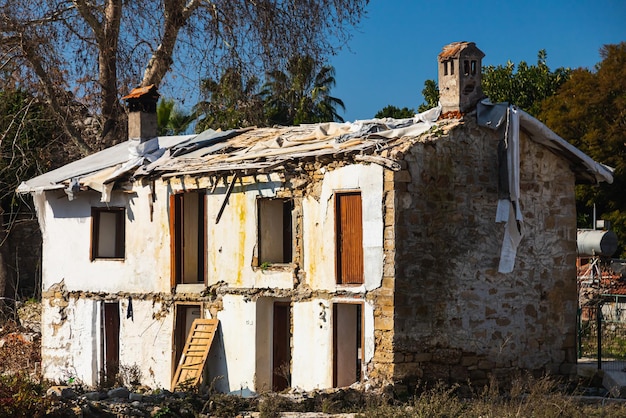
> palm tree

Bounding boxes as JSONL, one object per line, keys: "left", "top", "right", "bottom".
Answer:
{"left": 193, "top": 68, "right": 266, "bottom": 131}
{"left": 261, "top": 56, "right": 345, "bottom": 126}
{"left": 157, "top": 99, "right": 194, "bottom": 135}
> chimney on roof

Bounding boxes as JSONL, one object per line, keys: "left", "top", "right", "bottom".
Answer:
{"left": 123, "top": 85, "right": 160, "bottom": 142}
{"left": 438, "top": 42, "right": 485, "bottom": 114}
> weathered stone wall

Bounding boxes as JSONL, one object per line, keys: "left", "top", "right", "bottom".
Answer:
{"left": 392, "top": 115, "right": 578, "bottom": 386}
{"left": 365, "top": 168, "right": 399, "bottom": 383}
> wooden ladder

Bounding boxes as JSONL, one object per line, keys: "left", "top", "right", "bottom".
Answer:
{"left": 171, "top": 318, "right": 219, "bottom": 391}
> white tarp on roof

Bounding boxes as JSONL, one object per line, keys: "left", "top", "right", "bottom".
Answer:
{"left": 18, "top": 106, "right": 443, "bottom": 199}
{"left": 17, "top": 134, "right": 195, "bottom": 194}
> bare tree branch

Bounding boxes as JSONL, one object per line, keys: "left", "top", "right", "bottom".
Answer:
{"left": 1, "top": 0, "right": 369, "bottom": 153}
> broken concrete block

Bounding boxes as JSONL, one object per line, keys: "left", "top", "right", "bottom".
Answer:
{"left": 84, "top": 391, "right": 107, "bottom": 401}
{"left": 129, "top": 392, "right": 143, "bottom": 402}
{"left": 107, "top": 387, "right": 130, "bottom": 399}
{"left": 602, "top": 370, "right": 626, "bottom": 398}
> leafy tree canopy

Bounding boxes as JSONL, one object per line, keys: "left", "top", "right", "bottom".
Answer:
{"left": 539, "top": 42, "right": 626, "bottom": 256}
{"left": 0, "top": 0, "right": 368, "bottom": 155}
{"left": 482, "top": 50, "right": 571, "bottom": 116}
{"left": 157, "top": 99, "right": 194, "bottom": 136}
{"left": 261, "top": 56, "right": 345, "bottom": 126}
{"left": 417, "top": 79, "right": 440, "bottom": 113}
{"left": 194, "top": 69, "right": 266, "bottom": 132}
{"left": 374, "top": 105, "right": 415, "bottom": 119}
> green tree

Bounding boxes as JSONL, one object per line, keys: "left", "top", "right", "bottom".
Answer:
{"left": 1, "top": 0, "right": 368, "bottom": 154}
{"left": 157, "top": 99, "right": 194, "bottom": 136}
{"left": 417, "top": 79, "right": 440, "bottom": 113}
{"left": 261, "top": 56, "right": 345, "bottom": 126}
{"left": 374, "top": 105, "right": 415, "bottom": 119}
{"left": 194, "top": 69, "right": 266, "bottom": 131}
{"left": 540, "top": 43, "right": 626, "bottom": 256}
{"left": 482, "top": 50, "right": 571, "bottom": 116}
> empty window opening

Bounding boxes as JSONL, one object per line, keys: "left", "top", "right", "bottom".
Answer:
{"left": 336, "top": 192, "right": 363, "bottom": 285}
{"left": 91, "top": 208, "right": 125, "bottom": 260}
{"left": 463, "top": 60, "right": 470, "bottom": 76}
{"left": 443, "top": 61, "right": 448, "bottom": 76}
{"left": 170, "top": 191, "right": 206, "bottom": 286}
{"left": 333, "top": 303, "right": 363, "bottom": 387}
{"left": 450, "top": 59, "right": 454, "bottom": 75}
{"left": 102, "top": 302, "right": 120, "bottom": 385}
{"left": 272, "top": 302, "right": 291, "bottom": 391}
{"left": 471, "top": 60, "right": 477, "bottom": 75}
{"left": 258, "top": 198, "right": 293, "bottom": 265}
{"left": 173, "top": 304, "right": 202, "bottom": 375}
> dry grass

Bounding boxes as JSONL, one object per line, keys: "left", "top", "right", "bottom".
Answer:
{"left": 358, "top": 375, "right": 626, "bottom": 418}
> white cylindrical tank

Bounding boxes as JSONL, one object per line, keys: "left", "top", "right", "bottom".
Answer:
{"left": 577, "top": 229, "right": 618, "bottom": 256}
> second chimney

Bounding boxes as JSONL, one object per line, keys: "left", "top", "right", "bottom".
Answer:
{"left": 438, "top": 42, "right": 485, "bottom": 114}
{"left": 123, "top": 84, "right": 160, "bottom": 142}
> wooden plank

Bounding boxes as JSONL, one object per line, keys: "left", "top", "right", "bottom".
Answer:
{"left": 171, "top": 318, "right": 219, "bottom": 391}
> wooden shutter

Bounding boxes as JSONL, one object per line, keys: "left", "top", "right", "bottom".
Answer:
{"left": 336, "top": 193, "right": 364, "bottom": 284}
{"left": 171, "top": 318, "right": 219, "bottom": 391}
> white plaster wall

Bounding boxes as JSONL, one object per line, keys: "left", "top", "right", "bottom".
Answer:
{"left": 291, "top": 299, "right": 333, "bottom": 390}
{"left": 362, "top": 301, "right": 375, "bottom": 379}
{"left": 117, "top": 299, "right": 174, "bottom": 389}
{"left": 203, "top": 175, "right": 293, "bottom": 289}
{"left": 215, "top": 295, "right": 258, "bottom": 393}
{"left": 41, "top": 297, "right": 175, "bottom": 389}
{"left": 41, "top": 298, "right": 100, "bottom": 386}
{"left": 303, "top": 164, "right": 384, "bottom": 291}
{"left": 38, "top": 185, "right": 171, "bottom": 294}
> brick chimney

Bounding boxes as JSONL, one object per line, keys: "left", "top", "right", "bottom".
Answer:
{"left": 122, "top": 84, "right": 160, "bottom": 142}
{"left": 438, "top": 42, "right": 485, "bottom": 114}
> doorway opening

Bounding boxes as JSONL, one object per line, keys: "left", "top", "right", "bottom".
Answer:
{"left": 170, "top": 191, "right": 206, "bottom": 287}
{"left": 102, "top": 302, "right": 120, "bottom": 385}
{"left": 272, "top": 302, "right": 291, "bottom": 391}
{"left": 173, "top": 304, "right": 202, "bottom": 374}
{"left": 333, "top": 302, "right": 363, "bottom": 387}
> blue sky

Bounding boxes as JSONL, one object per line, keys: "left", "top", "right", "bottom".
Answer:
{"left": 331, "top": 0, "right": 626, "bottom": 121}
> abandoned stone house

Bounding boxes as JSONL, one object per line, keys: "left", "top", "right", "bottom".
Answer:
{"left": 18, "top": 42, "right": 613, "bottom": 393}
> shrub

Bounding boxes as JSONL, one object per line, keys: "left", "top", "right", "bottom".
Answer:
{"left": 0, "top": 372, "right": 49, "bottom": 417}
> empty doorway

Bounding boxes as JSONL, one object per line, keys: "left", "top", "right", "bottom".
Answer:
{"left": 333, "top": 303, "right": 362, "bottom": 387}
{"left": 170, "top": 191, "right": 206, "bottom": 287}
{"left": 102, "top": 302, "right": 120, "bottom": 385}
{"left": 272, "top": 302, "right": 291, "bottom": 391}
{"left": 173, "top": 304, "right": 202, "bottom": 373}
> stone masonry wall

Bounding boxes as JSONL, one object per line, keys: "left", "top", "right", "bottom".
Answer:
{"left": 392, "top": 114, "right": 578, "bottom": 386}
{"left": 366, "top": 168, "right": 398, "bottom": 383}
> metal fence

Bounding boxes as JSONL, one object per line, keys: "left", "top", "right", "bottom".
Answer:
{"left": 579, "top": 303, "right": 626, "bottom": 372}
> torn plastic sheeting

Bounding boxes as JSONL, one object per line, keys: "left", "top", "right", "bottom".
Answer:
{"left": 516, "top": 111, "right": 613, "bottom": 184}
{"left": 16, "top": 134, "right": 194, "bottom": 194}
{"left": 169, "top": 128, "right": 241, "bottom": 157}
{"left": 477, "top": 101, "right": 523, "bottom": 273}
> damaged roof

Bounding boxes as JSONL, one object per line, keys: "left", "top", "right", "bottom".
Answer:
{"left": 438, "top": 41, "right": 485, "bottom": 60}
{"left": 17, "top": 104, "right": 612, "bottom": 200}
